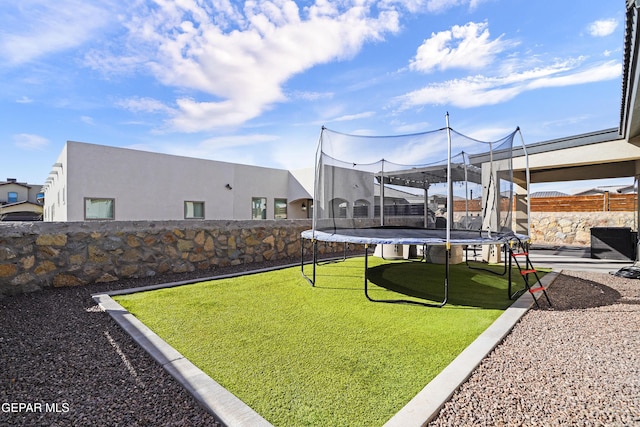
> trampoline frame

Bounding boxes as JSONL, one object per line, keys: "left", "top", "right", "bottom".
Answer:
{"left": 301, "top": 114, "right": 535, "bottom": 308}
{"left": 464, "top": 238, "right": 533, "bottom": 300}
{"left": 300, "top": 227, "right": 528, "bottom": 308}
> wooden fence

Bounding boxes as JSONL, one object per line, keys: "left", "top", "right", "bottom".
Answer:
{"left": 452, "top": 193, "right": 637, "bottom": 213}
{"left": 529, "top": 193, "right": 637, "bottom": 212}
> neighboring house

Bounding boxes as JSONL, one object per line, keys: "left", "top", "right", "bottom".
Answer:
{"left": 42, "top": 141, "right": 313, "bottom": 222}
{"left": 573, "top": 185, "right": 636, "bottom": 196}
{"left": 529, "top": 191, "right": 568, "bottom": 198}
{"left": 0, "top": 178, "right": 44, "bottom": 221}
{"left": 374, "top": 183, "right": 440, "bottom": 214}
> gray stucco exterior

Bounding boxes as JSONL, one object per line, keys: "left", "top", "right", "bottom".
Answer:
{"left": 43, "top": 141, "right": 313, "bottom": 222}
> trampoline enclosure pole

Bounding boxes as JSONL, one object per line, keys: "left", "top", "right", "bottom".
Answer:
{"left": 445, "top": 113, "right": 452, "bottom": 245}
{"left": 380, "top": 160, "right": 385, "bottom": 227}
{"left": 517, "top": 128, "right": 531, "bottom": 238}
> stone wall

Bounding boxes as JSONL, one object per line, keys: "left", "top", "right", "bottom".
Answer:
{"left": 0, "top": 220, "right": 343, "bottom": 298}
{"left": 530, "top": 212, "right": 636, "bottom": 246}
{"left": 2, "top": 213, "right": 636, "bottom": 298}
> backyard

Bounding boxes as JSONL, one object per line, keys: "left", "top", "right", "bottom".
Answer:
{"left": 114, "top": 257, "right": 526, "bottom": 426}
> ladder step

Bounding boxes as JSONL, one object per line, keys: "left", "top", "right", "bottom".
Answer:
{"left": 529, "top": 286, "right": 546, "bottom": 293}
{"left": 520, "top": 269, "right": 537, "bottom": 275}
{"left": 511, "top": 252, "right": 529, "bottom": 257}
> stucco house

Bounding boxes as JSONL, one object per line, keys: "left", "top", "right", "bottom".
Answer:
{"left": 0, "top": 178, "right": 43, "bottom": 221}
{"left": 573, "top": 185, "right": 636, "bottom": 196}
{"left": 42, "top": 141, "right": 314, "bottom": 222}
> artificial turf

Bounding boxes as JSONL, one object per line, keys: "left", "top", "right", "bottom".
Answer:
{"left": 114, "top": 257, "right": 528, "bottom": 426}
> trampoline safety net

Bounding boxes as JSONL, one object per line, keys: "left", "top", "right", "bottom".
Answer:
{"left": 311, "top": 117, "right": 525, "bottom": 239}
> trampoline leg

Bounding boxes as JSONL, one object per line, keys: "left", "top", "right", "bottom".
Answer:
{"left": 313, "top": 240, "right": 317, "bottom": 284}
{"left": 364, "top": 244, "right": 371, "bottom": 301}
{"left": 465, "top": 243, "right": 508, "bottom": 276}
{"left": 364, "top": 243, "right": 449, "bottom": 308}
{"left": 441, "top": 247, "right": 449, "bottom": 307}
{"left": 508, "top": 246, "right": 513, "bottom": 298}
{"left": 300, "top": 238, "right": 317, "bottom": 286}
{"left": 300, "top": 236, "right": 305, "bottom": 272}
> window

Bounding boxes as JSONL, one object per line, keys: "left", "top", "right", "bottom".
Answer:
{"left": 274, "top": 198, "right": 287, "bottom": 219}
{"left": 84, "top": 198, "right": 115, "bottom": 220}
{"left": 184, "top": 201, "right": 205, "bottom": 219}
{"left": 252, "top": 197, "right": 267, "bottom": 219}
{"left": 353, "top": 199, "right": 370, "bottom": 218}
{"left": 7, "top": 192, "right": 17, "bottom": 203}
{"left": 329, "top": 198, "right": 348, "bottom": 218}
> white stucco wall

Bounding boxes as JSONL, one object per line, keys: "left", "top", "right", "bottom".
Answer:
{"left": 317, "top": 165, "right": 375, "bottom": 219}
{"left": 44, "top": 141, "right": 312, "bottom": 222}
{"left": 44, "top": 145, "right": 68, "bottom": 222}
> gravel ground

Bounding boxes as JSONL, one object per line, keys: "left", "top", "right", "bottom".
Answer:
{"left": 429, "top": 270, "right": 640, "bottom": 427}
{"left": 0, "top": 260, "right": 299, "bottom": 427}
{"left": 1, "top": 260, "right": 639, "bottom": 426}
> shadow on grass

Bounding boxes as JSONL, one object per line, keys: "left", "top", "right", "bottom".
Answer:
{"left": 365, "top": 261, "right": 516, "bottom": 309}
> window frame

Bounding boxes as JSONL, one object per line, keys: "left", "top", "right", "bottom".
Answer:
{"left": 251, "top": 197, "right": 267, "bottom": 220}
{"left": 7, "top": 191, "right": 18, "bottom": 204}
{"left": 184, "top": 200, "right": 205, "bottom": 219}
{"left": 274, "top": 198, "right": 287, "bottom": 219}
{"left": 84, "top": 197, "right": 115, "bottom": 220}
{"left": 353, "top": 199, "right": 370, "bottom": 218}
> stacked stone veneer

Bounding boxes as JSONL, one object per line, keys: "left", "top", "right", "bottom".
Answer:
{"left": 530, "top": 212, "right": 635, "bottom": 246}
{"left": 1, "top": 214, "right": 636, "bottom": 298}
{"left": 0, "top": 220, "right": 346, "bottom": 298}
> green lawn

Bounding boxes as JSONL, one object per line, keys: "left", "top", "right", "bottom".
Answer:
{"left": 115, "top": 257, "right": 526, "bottom": 426}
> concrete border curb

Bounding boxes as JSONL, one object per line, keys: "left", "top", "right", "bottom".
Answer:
{"left": 93, "top": 267, "right": 558, "bottom": 427}
{"left": 92, "top": 293, "right": 274, "bottom": 427}
{"left": 383, "top": 271, "right": 559, "bottom": 426}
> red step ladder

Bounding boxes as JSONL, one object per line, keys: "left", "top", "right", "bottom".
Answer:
{"left": 508, "top": 241, "right": 552, "bottom": 308}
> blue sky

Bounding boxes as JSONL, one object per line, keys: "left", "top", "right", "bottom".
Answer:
{"left": 0, "top": 0, "right": 628, "bottom": 193}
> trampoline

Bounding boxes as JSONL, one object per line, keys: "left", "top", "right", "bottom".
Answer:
{"left": 301, "top": 113, "right": 537, "bottom": 307}
{"left": 301, "top": 227, "right": 525, "bottom": 246}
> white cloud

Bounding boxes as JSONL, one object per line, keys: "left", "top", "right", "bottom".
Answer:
{"left": 464, "top": 126, "right": 516, "bottom": 142}
{"left": 400, "top": 19, "right": 622, "bottom": 112}
{"left": 116, "top": 97, "right": 173, "bottom": 114}
{"left": 409, "top": 21, "right": 518, "bottom": 73}
{"left": 424, "top": 0, "right": 466, "bottom": 13}
{"left": 80, "top": 116, "right": 95, "bottom": 125}
{"left": 332, "top": 111, "right": 376, "bottom": 122}
{"left": 91, "top": 0, "right": 401, "bottom": 132}
{"left": 308, "top": 107, "right": 375, "bottom": 125}
{"left": 291, "top": 90, "right": 334, "bottom": 101}
{"left": 0, "top": 0, "right": 114, "bottom": 65}
{"left": 421, "top": 0, "right": 487, "bottom": 13}
{"left": 163, "top": 133, "right": 282, "bottom": 165}
{"left": 525, "top": 60, "right": 621, "bottom": 89}
{"left": 193, "top": 133, "right": 279, "bottom": 151}
{"left": 13, "top": 133, "right": 50, "bottom": 150}
{"left": 15, "top": 96, "right": 32, "bottom": 104}
{"left": 167, "top": 98, "right": 263, "bottom": 133}
{"left": 392, "top": 121, "right": 432, "bottom": 134}
{"left": 396, "top": 59, "right": 621, "bottom": 109}
{"left": 379, "top": 0, "right": 488, "bottom": 14}
{"left": 588, "top": 19, "right": 618, "bottom": 37}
